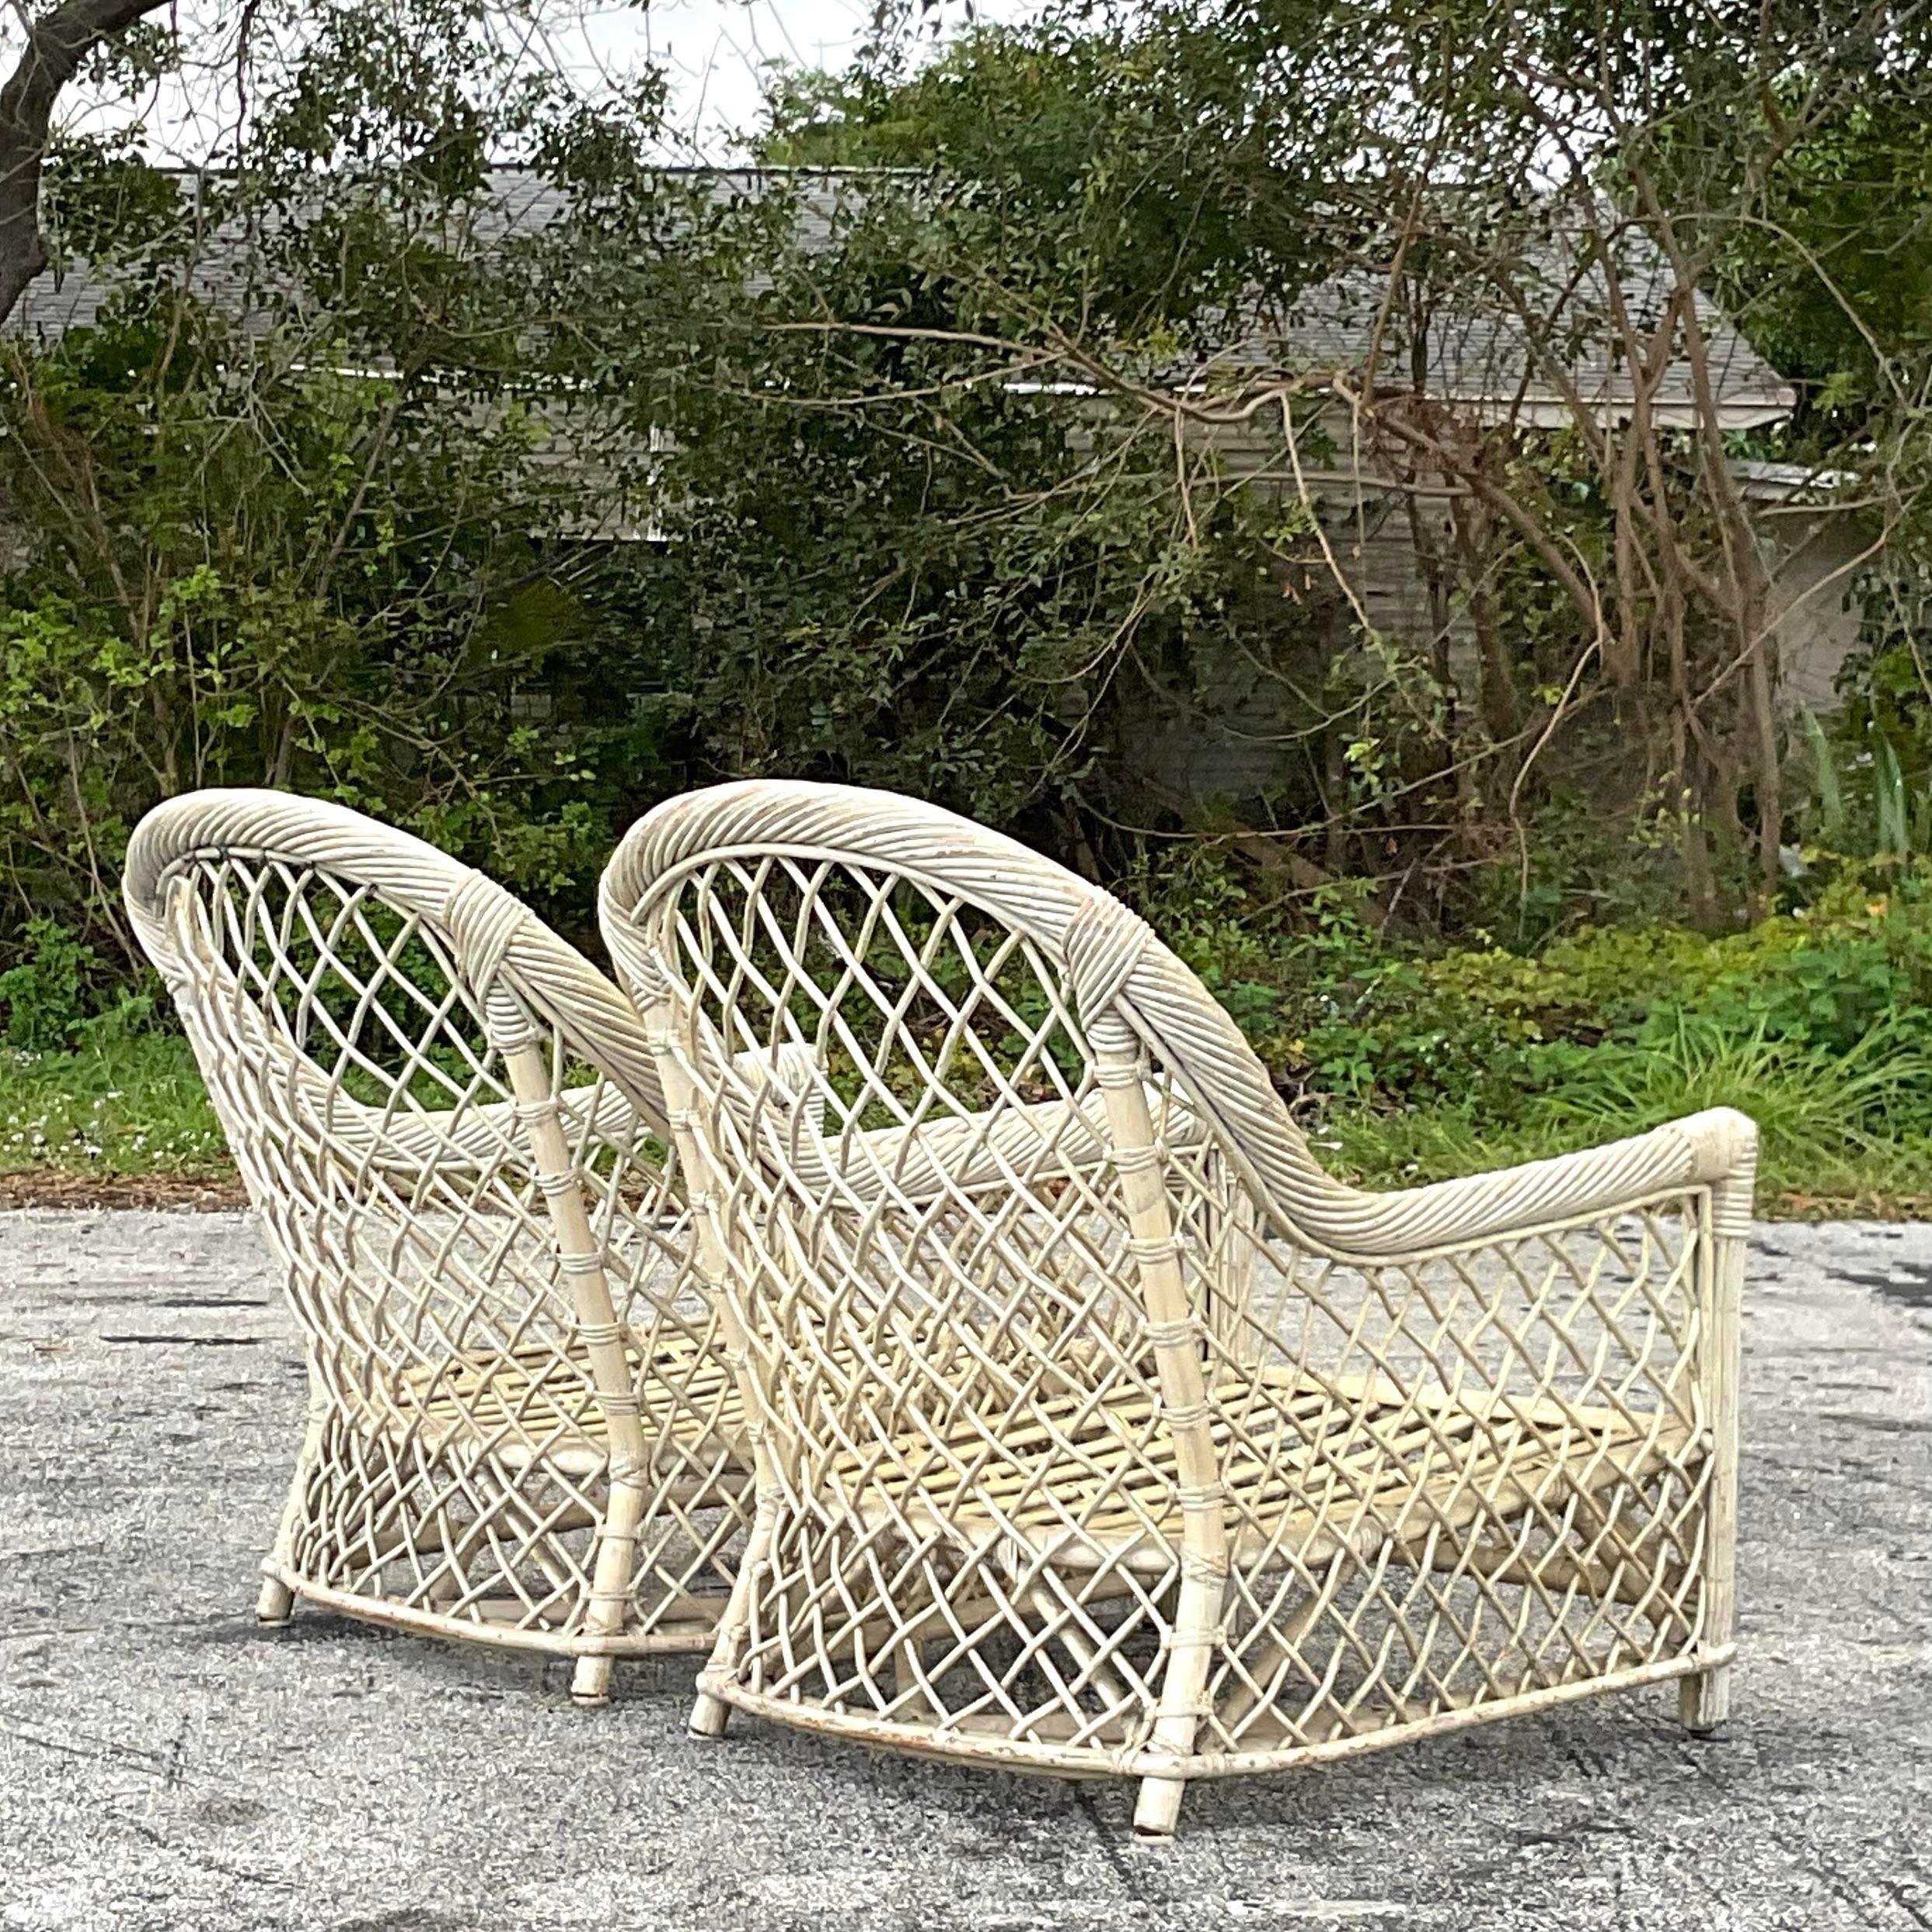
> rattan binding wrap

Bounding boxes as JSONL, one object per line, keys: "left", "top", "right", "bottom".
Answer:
{"left": 126, "top": 789, "right": 752, "bottom": 1704}
{"left": 602, "top": 779, "right": 1756, "bottom": 1836}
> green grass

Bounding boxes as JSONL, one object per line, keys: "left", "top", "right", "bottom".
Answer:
{"left": 1325, "top": 1100, "right": 1932, "bottom": 1213}
{"left": 0, "top": 1030, "right": 228, "bottom": 1180}
{"left": 1323, "top": 1013, "right": 1932, "bottom": 1214}
{"left": 7, "top": 1013, "right": 1931, "bottom": 1215}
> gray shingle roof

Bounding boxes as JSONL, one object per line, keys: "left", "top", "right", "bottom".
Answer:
{"left": 1162, "top": 229, "right": 1794, "bottom": 425}
{"left": 7, "top": 166, "right": 858, "bottom": 345}
{"left": 10, "top": 166, "right": 1794, "bottom": 426}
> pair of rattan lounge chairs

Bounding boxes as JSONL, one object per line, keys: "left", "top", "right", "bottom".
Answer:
{"left": 126, "top": 782, "right": 1752, "bottom": 1836}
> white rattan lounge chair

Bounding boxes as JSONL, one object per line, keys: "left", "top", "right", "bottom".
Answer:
{"left": 126, "top": 790, "right": 753, "bottom": 1704}
{"left": 600, "top": 779, "right": 1756, "bottom": 1836}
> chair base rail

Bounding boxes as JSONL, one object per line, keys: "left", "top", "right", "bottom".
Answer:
{"left": 262, "top": 1564, "right": 729, "bottom": 1658}
{"left": 692, "top": 1644, "right": 1735, "bottom": 1785}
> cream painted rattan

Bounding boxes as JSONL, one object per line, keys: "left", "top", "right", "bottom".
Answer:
{"left": 126, "top": 790, "right": 752, "bottom": 1704}
{"left": 600, "top": 779, "right": 1755, "bottom": 1836}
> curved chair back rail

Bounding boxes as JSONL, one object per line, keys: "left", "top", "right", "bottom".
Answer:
{"left": 601, "top": 779, "right": 1756, "bottom": 1835}
{"left": 125, "top": 789, "right": 752, "bottom": 1697}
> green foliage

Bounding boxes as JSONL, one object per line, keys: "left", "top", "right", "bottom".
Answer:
{"left": 21, "top": 881, "right": 1932, "bottom": 1211}
{"left": 0, "top": 6, "right": 735, "bottom": 1003}
{"left": 744, "top": 4, "right": 1932, "bottom": 936}
{"left": 1530, "top": 1012, "right": 1932, "bottom": 1167}
{"left": 1144, "top": 855, "right": 1932, "bottom": 1208}
{"left": 1805, "top": 581, "right": 1932, "bottom": 875}
{"left": 0, "top": 920, "right": 120, "bottom": 1049}
{"left": 1704, "top": 87, "right": 1932, "bottom": 441}
{"left": 759, "top": 21, "right": 1348, "bottom": 340}
{"left": 566, "top": 159, "right": 1355, "bottom": 837}
{"left": 0, "top": 298, "right": 643, "bottom": 954}
{"left": 6, "top": 0, "right": 1932, "bottom": 1219}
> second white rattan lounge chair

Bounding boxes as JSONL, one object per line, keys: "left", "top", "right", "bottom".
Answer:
{"left": 126, "top": 789, "right": 753, "bottom": 1704}
{"left": 600, "top": 779, "right": 1756, "bottom": 1836}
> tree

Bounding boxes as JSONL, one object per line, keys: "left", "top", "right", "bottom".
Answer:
{"left": 12, "top": 0, "right": 1932, "bottom": 1016}
{"left": 0, "top": 2, "right": 689, "bottom": 998}
{"left": 750, "top": 2, "right": 1932, "bottom": 925}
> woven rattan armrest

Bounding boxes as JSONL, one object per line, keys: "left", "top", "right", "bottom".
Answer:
{"left": 723, "top": 1075, "right": 1204, "bottom": 1205}
{"left": 1257, "top": 1106, "right": 1757, "bottom": 1261}
{"left": 232, "top": 1027, "right": 647, "bottom": 1181}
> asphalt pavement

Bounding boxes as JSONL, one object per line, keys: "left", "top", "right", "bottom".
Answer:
{"left": 2, "top": 1209, "right": 1928, "bottom": 1931}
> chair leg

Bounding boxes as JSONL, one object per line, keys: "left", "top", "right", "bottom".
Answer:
{"left": 257, "top": 1391, "right": 328, "bottom": 1628}
{"left": 1679, "top": 1662, "right": 1729, "bottom": 1734}
{"left": 1132, "top": 1773, "right": 1189, "bottom": 1839}
{"left": 1680, "top": 1153, "right": 1748, "bottom": 1738}
{"left": 1131, "top": 1571, "right": 1221, "bottom": 1840}
{"left": 688, "top": 1685, "right": 733, "bottom": 1738}
{"left": 256, "top": 1570, "right": 296, "bottom": 1627}
{"left": 570, "top": 1470, "right": 650, "bottom": 1709}
{"left": 571, "top": 1655, "right": 616, "bottom": 1707}
{"left": 687, "top": 1495, "right": 781, "bottom": 1739}
{"left": 1096, "top": 1019, "right": 1225, "bottom": 1842}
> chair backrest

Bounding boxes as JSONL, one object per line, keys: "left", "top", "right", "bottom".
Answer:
{"left": 125, "top": 789, "right": 682, "bottom": 1466}
{"left": 602, "top": 786, "right": 1316, "bottom": 1620}
{"left": 598, "top": 776, "right": 1346, "bottom": 1236}
{"left": 601, "top": 776, "right": 1711, "bottom": 1488}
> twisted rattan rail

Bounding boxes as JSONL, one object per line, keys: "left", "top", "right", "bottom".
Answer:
{"left": 126, "top": 790, "right": 753, "bottom": 1703}
{"left": 601, "top": 779, "right": 1755, "bottom": 1836}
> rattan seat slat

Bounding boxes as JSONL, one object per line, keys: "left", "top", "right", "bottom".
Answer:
{"left": 403, "top": 1330, "right": 748, "bottom": 1469}
{"left": 837, "top": 1366, "right": 1699, "bottom": 1570}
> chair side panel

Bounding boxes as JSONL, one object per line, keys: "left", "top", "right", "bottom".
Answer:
{"left": 641, "top": 839, "right": 1721, "bottom": 1769}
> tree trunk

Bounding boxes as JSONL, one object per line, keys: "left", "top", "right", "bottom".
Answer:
{"left": 0, "top": 0, "right": 172, "bottom": 328}
{"left": 1737, "top": 583, "right": 1784, "bottom": 899}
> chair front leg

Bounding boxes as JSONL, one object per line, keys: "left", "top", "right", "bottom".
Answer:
{"left": 689, "top": 1488, "right": 782, "bottom": 1737}
{"left": 258, "top": 1376, "right": 330, "bottom": 1625}
{"left": 1680, "top": 1123, "right": 1755, "bottom": 1731}
{"left": 500, "top": 1031, "right": 649, "bottom": 1707}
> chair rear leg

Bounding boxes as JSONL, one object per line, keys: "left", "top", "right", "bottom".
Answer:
{"left": 688, "top": 1686, "right": 733, "bottom": 1738}
{"left": 687, "top": 1568, "right": 752, "bottom": 1738}
{"left": 570, "top": 1462, "right": 648, "bottom": 1708}
{"left": 1679, "top": 1661, "right": 1729, "bottom": 1732}
{"left": 256, "top": 1571, "right": 297, "bottom": 1626}
{"left": 1132, "top": 1572, "right": 1219, "bottom": 1840}
{"left": 500, "top": 1034, "right": 652, "bottom": 1711}
{"left": 1133, "top": 1773, "right": 1190, "bottom": 1840}
{"left": 1096, "top": 1015, "right": 1226, "bottom": 1840}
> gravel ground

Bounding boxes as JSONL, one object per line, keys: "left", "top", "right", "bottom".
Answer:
{"left": 2, "top": 1208, "right": 1929, "bottom": 1932}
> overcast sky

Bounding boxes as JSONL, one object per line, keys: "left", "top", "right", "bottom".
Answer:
{"left": 40, "top": 0, "right": 1048, "bottom": 167}
{"left": 635, "top": 0, "right": 934, "bottom": 149}
{"left": 553, "top": 0, "right": 1051, "bottom": 155}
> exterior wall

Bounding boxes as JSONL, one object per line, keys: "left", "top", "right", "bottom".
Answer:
{"left": 1107, "top": 616, "right": 1323, "bottom": 812}
{"left": 1107, "top": 405, "right": 1876, "bottom": 813}
{"left": 1766, "top": 513, "right": 1873, "bottom": 716}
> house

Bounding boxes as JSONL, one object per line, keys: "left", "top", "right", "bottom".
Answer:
{"left": 1103, "top": 238, "right": 1871, "bottom": 808}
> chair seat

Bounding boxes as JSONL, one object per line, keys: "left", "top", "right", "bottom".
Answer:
{"left": 841, "top": 1366, "right": 1704, "bottom": 1575}
{"left": 389, "top": 1329, "right": 752, "bottom": 1483}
